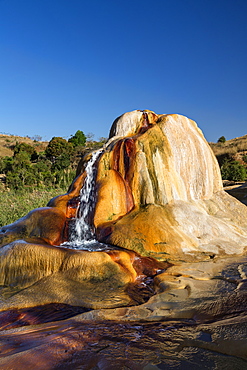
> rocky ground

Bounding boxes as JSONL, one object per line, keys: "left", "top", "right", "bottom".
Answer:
{"left": 224, "top": 181, "right": 247, "bottom": 205}
{"left": 0, "top": 255, "right": 247, "bottom": 369}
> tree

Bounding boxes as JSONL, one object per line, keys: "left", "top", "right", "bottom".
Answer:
{"left": 51, "top": 153, "right": 71, "bottom": 171}
{"left": 0, "top": 132, "right": 82, "bottom": 191}
{"left": 68, "top": 130, "right": 86, "bottom": 147}
{"left": 32, "top": 135, "right": 43, "bottom": 142}
{"left": 86, "top": 132, "right": 95, "bottom": 141}
{"left": 6, "top": 172, "right": 23, "bottom": 189}
{"left": 217, "top": 136, "right": 226, "bottom": 143}
{"left": 0, "top": 157, "right": 13, "bottom": 173}
{"left": 45, "top": 137, "right": 73, "bottom": 159}
{"left": 98, "top": 137, "right": 108, "bottom": 144}
{"left": 14, "top": 142, "right": 38, "bottom": 161}
{"left": 12, "top": 151, "right": 31, "bottom": 169}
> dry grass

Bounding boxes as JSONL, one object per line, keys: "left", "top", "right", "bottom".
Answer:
{"left": 209, "top": 135, "right": 247, "bottom": 165}
{"left": 0, "top": 134, "right": 48, "bottom": 157}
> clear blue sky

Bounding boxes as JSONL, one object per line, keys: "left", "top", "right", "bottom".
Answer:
{"left": 0, "top": 0, "right": 246, "bottom": 142}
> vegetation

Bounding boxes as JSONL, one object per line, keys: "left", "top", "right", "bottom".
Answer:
{"left": 0, "top": 126, "right": 246, "bottom": 227}
{"left": 0, "top": 130, "right": 107, "bottom": 226}
{"left": 209, "top": 135, "right": 247, "bottom": 182}
{"left": 0, "top": 187, "right": 67, "bottom": 227}
{"left": 209, "top": 135, "right": 247, "bottom": 158}
{"left": 45, "top": 137, "right": 73, "bottom": 159}
{"left": 220, "top": 159, "right": 246, "bottom": 182}
{"left": 68, "top": 130, "right": 86, "bottom": 147}
{"left": 217, "top": 136, "right": 226, "bottom": 143}
{"left": 0, "top": 131, "right": 107, "bottom": 191}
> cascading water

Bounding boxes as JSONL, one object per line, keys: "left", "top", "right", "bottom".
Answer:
{"left": 72, "top": 150, "right": 101, "bottom": 243}
{"left": 64, "top": 149, "right": 108, "bottom": 251}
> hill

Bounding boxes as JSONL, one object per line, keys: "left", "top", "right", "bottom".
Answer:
{"left": 1, "top": 132, "right": 247, "bottom": 166}
{"left": 1, "top": 131, "right": 247, "bottom": 164}
{"left": 0, "top": 134, "right": 48, "bottom": 157}
{"left": 209, "top": 135, "right": 247, "bottom": 166}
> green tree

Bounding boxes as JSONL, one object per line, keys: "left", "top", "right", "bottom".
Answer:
{"left": 12, "top": 151, "right": 32, "bottom": 169}
{"left": 5, "top": 151, "right": 34, "bottom": 188}
{"left": 14, "top": 142, "right": 38, "bottom": 161}
{"left": 51, "top": 153, "right": 71, "bottom": 171}
{"left": 6, "top": 172, "right": 23, "bottom": 189}
{"left": 68, "top": 130, "right": 86, "bottom": 147}
{"left": 45, "top": 137, "right": 73, "bottom": 159}
{"left": 217, "top": 136, "right": 226, "bottom": 143}
{"left": 0, "top": 157, "right": 13, "bottom": 173}
{"left": 32, "top": 160, "right": 52, "bottom": 188}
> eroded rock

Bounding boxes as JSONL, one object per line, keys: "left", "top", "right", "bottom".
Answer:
{"left": 1, "top": 110, "right": 247, "bottom": 260}
{"left": 94, "top": 111, "right": 247, "bottom": 260}
{"left": 0, "top": 110, "right": 247, "bottom": 368}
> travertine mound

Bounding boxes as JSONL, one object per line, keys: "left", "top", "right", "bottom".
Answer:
{"left": 94, "top": 110, "right": 247, "bottom": 260}
{"left": 0, "top": 110, "right": 247, "bottom": 369}
{"left": 1, "top": 110, "right": 247, "bottom": 263}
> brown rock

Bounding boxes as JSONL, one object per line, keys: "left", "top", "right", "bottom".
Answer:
{"left": 94, "top": 111, "right": 247, "bottom": 260}
{"left": 0, "top": 110, "right": 247, "bottom": 368}
{"left": 0, "top": 207, "right": 66, "bottom": 247}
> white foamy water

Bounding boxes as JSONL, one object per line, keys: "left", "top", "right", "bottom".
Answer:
{"left": 63, "top": 150, "right": 108, "bottom": 251}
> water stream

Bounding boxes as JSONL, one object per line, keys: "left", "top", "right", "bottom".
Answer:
{"left": 63, "top": 149, "right": 109, "bottom": 251}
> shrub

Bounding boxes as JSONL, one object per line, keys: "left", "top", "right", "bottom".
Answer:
{"left": 14, "top": 142, "right": 38, "bottom": 161}
{"left": 221, "top": 159, "right": 246, "bottom": 182}
{"left": 217, "top": 136, "right": 226, "bottom": 143}
{"left": 242, "top": 155, "right": 247, "bottom": 163}
{"left": 0, "top": 157, "right": 14, "bottom": 173}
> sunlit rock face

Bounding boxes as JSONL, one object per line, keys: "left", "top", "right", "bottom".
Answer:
{"left": 1, "top": 110, "right": 247, "bottom": 263}
{"left": 1, "top": 110, "right": 247, "bottom": 368}
{"left": 94, "top": 111, "right": 247, "bottom": 260}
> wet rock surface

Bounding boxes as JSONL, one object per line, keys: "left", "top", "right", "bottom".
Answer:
{"left": 1, "top": 316, "right": 247, "bottom": 370}
{"left": 0, "top": 256, "right": 247, "bottom": 369}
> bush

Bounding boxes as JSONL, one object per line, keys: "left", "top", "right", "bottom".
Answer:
{"left": 217, "top": 136, "right": 226, "bottom": 143}
{"left": 14, "top": 142, "right": 38, "bottom": 161}
{"left": 0, "top": 157, "right": 14, "bottom": 173}
{"left": 242, "top": 155, "right": 247, "bottom": 163}
{"left": 221, "top": 159, "right": 246, "bottom": 182}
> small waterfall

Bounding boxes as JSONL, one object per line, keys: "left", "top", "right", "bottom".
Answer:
{"left": 64, "top": 149, "right": 107, "bottom": 251}
{"left": 72, "top": 150, "right": 101, "bottom": 243}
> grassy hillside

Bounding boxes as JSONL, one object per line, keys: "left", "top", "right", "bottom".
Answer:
{"left": 0, "top": 186, "right": 66, "bottom": 227}
{"left": 0, "top": 132, "right": 106, "bottom": 226}
{"left": 2, "top": 133, "right": 246, "bottom": 165}
{"left": 0, "top": 134, "right": 48, "bottom": 157}
{"left": 209, "top": 135, "right": 247, "bottom": 166}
